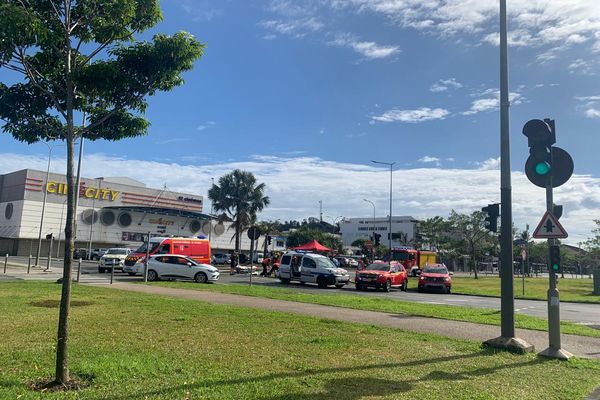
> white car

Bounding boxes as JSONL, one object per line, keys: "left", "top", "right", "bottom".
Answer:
{"left": 278, "top": 251, "right": 350, "bottom": 288}
{"left": 124, "top": 254, "right": 220, "bottom": 283}
{"left": 98, "top": 248, "right": 131, "bottom": 273}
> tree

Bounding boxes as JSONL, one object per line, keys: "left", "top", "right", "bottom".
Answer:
{"left": 447, "top": 210, "right": 496, "bottom": 279}
{"left": 256, "top": 220, "right": 280, "bottom": 257}
{"left": 208, "top": 170, "right": 270, "bottom": 253}
{"left": 286, "top": 227, "right": 343, "bottom": 252}
{"left": 0, "top": 0, "right": 203, "bottom": 385}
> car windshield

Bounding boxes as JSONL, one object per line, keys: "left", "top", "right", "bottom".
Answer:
{"left": 134, "top": 242, "right": 161, "bottom": 254}
{"left": 314, "top": 256, "right": 337, "bottom": 269}
{"left": 366, "top": 263, "right": 390, "bottom": 271}
{"left": 106, "top": 249, "right": 129, "bottom": 255}
{"left": 423, "top": 266, "right": 448, "bottom": 274}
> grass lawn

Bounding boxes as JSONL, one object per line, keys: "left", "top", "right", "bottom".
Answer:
{"left": 0, "top": 281, "right": 599, "bottom": 400}
{"left": 150, "top": 281, "right": 600, "bottom": 338}
{"left": 450, "top": 276, "right": 600, "bottom": 304}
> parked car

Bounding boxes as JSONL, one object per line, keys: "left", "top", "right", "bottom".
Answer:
{"left": 212, "top": 253, "right": 231, "bottom": 265}
{"left": 90, "top": 248, "right": 108, "bottom": 261}
{"left": 418, "top": 263, "right": 453, "bottom": 294}
{"left": 124, "top": 254, "right": 220, "bottom": 283}
{"left": 74, "top": 248, "right": 89, "bottom": 260}
{"left": 278, "top": 251, "right": 350, "bottom": 288}
{"left": 98, "top": 248, "right": 131, "bottom": 273}
{"left": 355, "top": 261, "right": 408, "bottom": 292}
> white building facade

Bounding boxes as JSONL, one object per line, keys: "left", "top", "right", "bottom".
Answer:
{"left": 339, "top": 216, "right": 418, "bottom": 248}
{"left": 0, "top": 169, "right": 283, "bottom": 256}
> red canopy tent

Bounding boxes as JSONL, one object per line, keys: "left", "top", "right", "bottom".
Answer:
{"left": 292, "top": 240, "right": 331, "bottom": 252}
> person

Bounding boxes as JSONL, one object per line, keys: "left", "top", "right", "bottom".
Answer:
{"left": 261, "top": 255, "right": 271, "bottom": 276}
{"left": 268, "top": 254, "right": 280, "bottom": 277}
{"left": 230, "top": 252, "right": 238, "bottom": 275}
{"left": 357, "top": 257, "right": 365, "bottom": 271}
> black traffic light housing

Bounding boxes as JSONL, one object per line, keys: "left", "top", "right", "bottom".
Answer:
{"left": 267, "top": 235, "right": 272, "bottom": 245}
{"left": 482, "top": 203, "right": 500, "bottom": 233}
{"left": 374, "top": 233, "right": 381, "bottom": 246}
{"left": 522, "top": 119, "right": 573, "bottom": 188}
{"left": 549, "top": 245, "right": 561, "bottom": 273}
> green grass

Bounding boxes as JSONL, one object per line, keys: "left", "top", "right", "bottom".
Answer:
{"left": 0, "top": 281, "right": 599, "bottom": 400}
{"left": 150, "top": 281, "right": 600, "bottom": 338}
{"left": 451, "top": 276, "right": 600, "bottom": 303}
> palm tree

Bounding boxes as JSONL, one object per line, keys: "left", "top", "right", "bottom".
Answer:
{"left": 208, "top": 170, "right": 270, "bottom": 253}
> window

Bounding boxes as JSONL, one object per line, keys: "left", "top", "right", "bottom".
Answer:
{"left": 158, "top": 244, "right": 171, "bottom": 254}
{"left": 154, "top": 256, "right": 167, "bottom": 263}
{"left": 302, "top": 258, "right": 316, "bottom": 268}
{"left": 281, "top": 255, "right": 291, "bottom": 265}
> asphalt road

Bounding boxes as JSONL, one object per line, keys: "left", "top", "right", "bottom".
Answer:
{"left": 5, "top": 256, "right": 599, "bottom": 327}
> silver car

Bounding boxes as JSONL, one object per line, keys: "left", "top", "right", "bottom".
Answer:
{"left": 124, "top": 254, "right": 219, "bottom": 283}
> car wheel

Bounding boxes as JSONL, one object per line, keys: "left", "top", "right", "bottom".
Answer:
{"left": 335, "top": 284, "right": 345, "bottom": 289}
{"left": 401, "top": 281, "right": 408, "bottom": 292}
{"left": 127, "top": 272, "right": 136, "bottom": 276}
{"left": 280, "top": 278, "right": 291, "bottom": 284}
{"left": 355, "top": 284, "right": 362, "bottom": 291}
{"left": 382, "top": 280, "right": 391, "bottom": 292}
{"left": 147, "top": 269, "right": 158, "bottom": 282}
{"left": 194, "top": 272, "right": 208, "bottom": 283}
{"left": 317, "top": 276, "right": 327, "bottom": 288}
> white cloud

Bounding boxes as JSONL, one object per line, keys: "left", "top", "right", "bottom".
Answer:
{"left": 2, "top": 152, "right": 597, "bottom": 244}
{"left": 476, "top": 157, "right": 500, "bottom": 171}
{"left": 585, "top": 108, "right": 600, "bottom": 119}
{"left": 328, "top": 0, "right": 600, "bottom": 62}
{"left": 462, "top": 89, "right": 523, "bottom": 116}
{"left": 197, "top": 121, "right": 216, "bottom": 131}
{"left": 371, "top": 107, "right": 450, "bottom": 123}
{"left": 418, "top": 156, "right": 441, "bottom": 166}
{"left": 568, "top": 59, "right": 596, "bottom": 75}
{"left": 259, "top": 17, "right": 323, "bottom": 38}
{"left": 330, "top": 34, "right": 400, "bottom": 59}
{"left": 430, "top": 78, "right": 463, "bottom": 92}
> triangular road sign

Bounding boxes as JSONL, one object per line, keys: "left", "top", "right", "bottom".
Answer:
{"left": 533, "top": 211, "right": 568, "bottom": 239}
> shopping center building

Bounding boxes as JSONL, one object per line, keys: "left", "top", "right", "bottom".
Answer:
{"left": 0, "top": 169, "right": 279, "bottom": 257}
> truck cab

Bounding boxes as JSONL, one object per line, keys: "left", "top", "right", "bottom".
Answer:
{"left": 278, "top": 251, "right": 350, "bottom": 288}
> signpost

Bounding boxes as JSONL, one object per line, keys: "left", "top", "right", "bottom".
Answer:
{"left": 532, "top": 212, "right": 568, "bottom": 239}
{"left": 247, "top": 226, "right": 261, "bottom": 287}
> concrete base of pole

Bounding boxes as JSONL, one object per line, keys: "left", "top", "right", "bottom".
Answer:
{"left": 539, "top": 347, "right": 573, "bottom": 360}
{"left": 483, "top": 336, "right": 535, "bottom": 354}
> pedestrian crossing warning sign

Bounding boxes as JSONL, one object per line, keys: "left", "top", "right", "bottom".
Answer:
{"left": 533, "top": 211, "right": 568, "bottom": 239}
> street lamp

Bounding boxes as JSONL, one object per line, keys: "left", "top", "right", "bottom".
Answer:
{"left": 208, "top": 177, "right": 214, "bottom": 241}
{"left": 371, "top": 160, "right": 395, "bottom": 266}
{"left": 325, "top": 215, "right": 344, "bottom": 234}
{"left": 35, "top": 142, "right": 64, "bottom": 267}
{"left": 363, "top": 199, "right": 375, "bottom": 261}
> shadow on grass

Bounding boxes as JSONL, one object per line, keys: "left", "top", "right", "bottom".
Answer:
{"left": 105, "top": 349, "right": 548, "bottom": 400}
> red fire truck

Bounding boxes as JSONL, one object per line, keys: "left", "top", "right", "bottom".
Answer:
{"left": 124, "top": 237, "right": 211, "bottom": 266}
{"left": 390, "top": 247, "right": 437, "bottom": 276}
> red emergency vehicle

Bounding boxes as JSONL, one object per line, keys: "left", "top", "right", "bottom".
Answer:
{"left": 390, "top": 247, "right": 437, "bottom": 276}
{"left": 124, "top": 237, "right": 211, "bottom": 266}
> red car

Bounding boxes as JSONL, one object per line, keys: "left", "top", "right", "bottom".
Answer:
{"left": 418, "top": 264, "right": 452, "bottom": 294}
{"left": 355, "top": 261, "right": 408, "bottom": 292}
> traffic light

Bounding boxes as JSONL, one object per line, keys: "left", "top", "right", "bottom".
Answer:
{"left": 522, "top": 119, "right": 573, "bottom": 188}
{"left": 267, "top": 235, "right": 272, "bottom": 245}
{"left": 374, "top": 233, "right": 381, "bottom": 246}
{"left": 549, "top": 245, "right": 561, "bottom": 273}
{"left": 481, "top": 203, "right": 500, "bottom": 233}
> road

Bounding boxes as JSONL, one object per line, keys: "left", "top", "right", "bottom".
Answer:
{"left": 3, "top": 256, "right": 599, "bottom": 328}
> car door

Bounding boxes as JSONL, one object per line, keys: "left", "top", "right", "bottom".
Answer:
{"left": 150, "top": 256, "right": 169, "bottom": 278}
{"left": 300, "top": 256, "right": 317, "bottom": 283}
{"left": 170, "top": 256, "right": 193, "bottom": 279}
{"left": 398, "top": 265, "right": 407, "bottom": 285}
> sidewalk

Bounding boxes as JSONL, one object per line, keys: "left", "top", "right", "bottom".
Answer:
{"left": 98, "top": 282, "right": 600, "bottom": 359}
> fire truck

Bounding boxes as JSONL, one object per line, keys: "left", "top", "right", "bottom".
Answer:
{"left": 390, "top": 247, "right": 437, "bottom": 276}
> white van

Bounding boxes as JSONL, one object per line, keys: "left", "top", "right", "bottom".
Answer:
{"left": 278, "top": 251, "right": 350, "bottom": 288}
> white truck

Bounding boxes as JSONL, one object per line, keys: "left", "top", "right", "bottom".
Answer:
{"left": 278, "top": 251, "right": 350, "bottom": 288}
{"left": 98, "top": 248, "right": 131, "bottom": 273}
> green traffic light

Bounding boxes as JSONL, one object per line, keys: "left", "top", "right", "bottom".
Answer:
{"left": 552, "top": 263, "right": 560, "bottom": 271}
{"left": 535, "top": 162, "right": 551, "bottom": 175}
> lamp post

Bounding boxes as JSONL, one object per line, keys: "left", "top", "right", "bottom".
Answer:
{"left": 35, "top": 142, "right": 64, "bottom": 267}
{"left": 363, "top": 199, "right": 375, "bottom": 261}
{"left": 208, "top": 177, "right": 214, "bottom": 241}
{"left": 56, "top": 199, "right": 68, "bottom": 258}
{"left": 371, "top": 160, "right": 395, "bottom": 266}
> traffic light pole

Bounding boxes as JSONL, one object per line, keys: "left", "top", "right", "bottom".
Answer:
{"left": 539, "top": 163, "right": 572, "bottom": 359}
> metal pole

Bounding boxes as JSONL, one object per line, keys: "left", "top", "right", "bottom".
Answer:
{"left": 74, "top": 137, "right": 84, "bottom": 253}
{"left": 88, "top": 179, "right": 101, "bottom": 259}
{"left": 3, "top": 254, "right": 7, "bottom": 273}
{"left": 35, "top": 145, "right": 53, "bottom": 267}
{"left": 364, "top": 199, "right": 376, "bottom": 261}
{"left": 208, "top": 177, "right": 214, "bottom": 241}
{"left": 77, "top": 258, "right": 81, "bottom": 282}
{"left": 45, "top": 235, "right": 53, "bottom": 271}
{"left": 249, "top": 237, "right": 255, "bottom": 287}
{"left": 483, "top": 0, "right": 532, "bottom": 353}
{"left": 499, "top": 0, "right": 515, "bottom": 339}
{"left": 57, "top": 200, "right": 66, "bottom": 258}
{"left": 27, "top": 255, "right": 32, "bottom": 274}
{"left": 110, "top": 260, "right": 114, "bottom": 284}
{"left": 144, "top": 232, "right": 150, "bottom": 283}
{"left": 371, "top": 160, "right": 395, "bottom": 267}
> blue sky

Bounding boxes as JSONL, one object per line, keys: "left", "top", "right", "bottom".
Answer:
{"left": 1, "top": 0, "right": 599, "bottom": 243}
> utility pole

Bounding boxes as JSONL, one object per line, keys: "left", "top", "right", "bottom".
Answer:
{"left": 483, "top": 0, "right": 534, "bottom": 354}
{"left": 372, "top": 160, "right": 395, "bottom": 267}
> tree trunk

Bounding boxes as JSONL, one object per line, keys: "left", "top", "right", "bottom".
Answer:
{"left": 55, "top": 7, "right": 73, "bottom": 384}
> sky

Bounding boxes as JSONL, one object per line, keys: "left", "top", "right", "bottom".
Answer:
{"left": 0, "top": 0, "right": 599, "bottom": 244}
